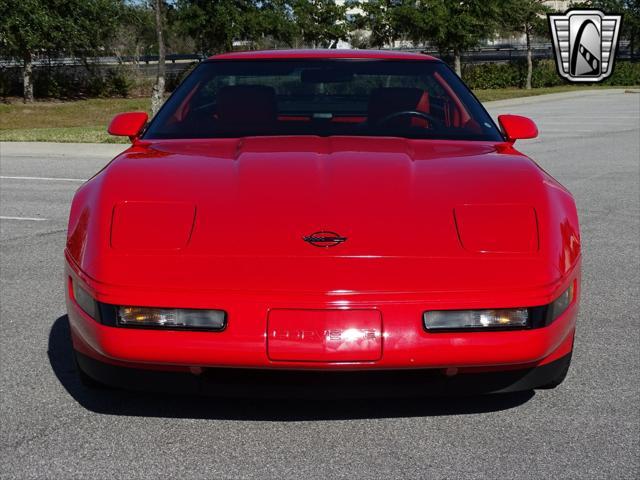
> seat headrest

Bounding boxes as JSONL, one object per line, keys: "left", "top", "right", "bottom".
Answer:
{"left": 368, "top": 87, "right": 427, "bottom": 125}
{"left": 217, "top": 85, "right": 277, "bottom": 129}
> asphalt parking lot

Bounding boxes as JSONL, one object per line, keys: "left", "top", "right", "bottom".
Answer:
{"left": 1, "top": 90, "right": 638, "bottom": 479}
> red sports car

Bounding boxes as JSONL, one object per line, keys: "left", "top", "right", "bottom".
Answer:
{"left": 65, "top": 50, "right": 580, "bottom": 396}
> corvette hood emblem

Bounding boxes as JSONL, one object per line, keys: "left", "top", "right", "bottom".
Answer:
{"left": 303, "top": 231, "right": 347, "bottom": 247}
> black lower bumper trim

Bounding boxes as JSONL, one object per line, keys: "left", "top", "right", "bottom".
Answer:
{"left": 75, "top": 352, "right": 571, "bottom": 398}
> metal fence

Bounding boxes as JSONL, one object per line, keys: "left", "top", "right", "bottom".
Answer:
{"left": 1, "top": 44, "right": 637, "bottom": 70}
{"left": 1, "top": 46, "right": 637, "bottom": 97}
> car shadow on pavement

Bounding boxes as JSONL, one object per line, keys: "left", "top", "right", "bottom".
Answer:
{"left": 49, "top": 315, "right": 534, "bottom": 420}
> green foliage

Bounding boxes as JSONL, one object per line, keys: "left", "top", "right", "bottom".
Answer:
{"left": 463, "top": 60, "right": 640, "bottom": 89}
{"left": 349, "top": 0, "right": 403, "bottom": 48}
{"left": 245, "top": 0, "right": 297, "bottom": 48}
{"left": 587, "top": 0, "right": 640, "bottom": 54}
{"left": 106, "top": 69, "right": 131, "bottom": 97}
{"left": 291, "top": 0, "right": 349, "bottom": 48}
{"left": 397, "top": 0, "right": 503, "bottom": 54}
{"left": 499, "top": 0, "right": 549, "bottom": 41}
{"left": 605, "top": 60, "right": 640, "bottom": 85}
{"left": 462, "top": 62, "right": 527, "bottom": 89}
{"left": 0, "top": 0, "right": 125, "bottom": 100}
{"left": 176, "top": 0, "right": 251, "bottom": 54}
{"left": 175, "top": 0, "right": 349, "bottom": 53}
{"left": 0, "top": 0, "right": 124, "bottom": 60}
{"left": 34, "top": 70, "right": 67, "bottom": 98}
{"left": 176, "top": 0, "right": 297, "bottom": 54}
{"left": 111, "top": 2, "right": 157, "bottom": 57}
{"left": 2, "top": 0, "right": 638, "bottom": 101}
{"left": 0, "top": 0, "right": 55, "bottom": 60}
{"left": 28, "top": 68, "right": 131, "bottom": 98}
{"left": 497, "top": 1, "right": 550, "bottom": 88}
{"left": 0, "top": 69, "right": 12, "bottom": 97}
{"left": 530, "top": 60, "right": 564, "bottom": 88}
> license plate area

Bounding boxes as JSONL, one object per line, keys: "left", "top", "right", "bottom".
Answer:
{"left": 267, "top": 309, "right": 382, "bottom": 362}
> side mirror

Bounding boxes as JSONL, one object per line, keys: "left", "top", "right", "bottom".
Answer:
{"left": 108, "top": 112, "right": 149, "bottom": 141}
{"left": 498, "top": 114, "right": 538, "bottom": 143}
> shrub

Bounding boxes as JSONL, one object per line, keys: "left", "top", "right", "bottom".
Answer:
{"left": 33, "top": 69, "right": 78, "bottom": 97}
{"left": 0, "top": 68, "right": 16, "bottom": 97}
{"left": 1, "top": 58, "right": 637, "bottom": 100}
{"left": 606, "top": 61, "right": 640, "bottom": 86}
{"left": 105, "top": 69, "right": 131, "bottom": 97}
{"left": 86, "top": 75, "right": 109, "bottom": 97}
{"left": 530, "top": 60, "right": 564, "bottom": 88}
{"left": 462, "top": 61, "right": 526, "bottom": 89}
{"left": 463, "top": 59, "right": 640, "bottom": 89}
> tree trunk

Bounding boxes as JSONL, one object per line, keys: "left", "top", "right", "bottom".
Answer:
{"left": 525, "top": 29, "right": 533, "bottom": 90}
{"left": 151, "top": 0, "right": 166, "bottom": 117}
{"left": 23, "top": 52, "right": 34, "bottom": 103}
{"left": 454, "top": 50, "right": 462, "bottom": 78}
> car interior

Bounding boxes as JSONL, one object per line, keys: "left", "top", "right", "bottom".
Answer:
{"left": 146, "top": 61, "right": 496, "bottom": 140}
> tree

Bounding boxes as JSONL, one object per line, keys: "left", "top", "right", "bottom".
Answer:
{"left": 0, "top": 0, "right": 49, "bottom": 102}
{"left": 291, "top": 0, "right": 349, "bottom": 48}
{"left": 111, "top": 2, "right": 156, "bottom": 60}
{"left": 243, "top": 0, "right": 297, "bottom": 49}
{"left": 0, "top": 0, "right": 123, "bottom": 102}
{"left": 501, "top": 0, "right": 549, "bottom": 89}
{"left": 177, "top": 0, "right": 300, "bottom": 54}
{"left": 176, "top": 0, "right": 253, "bottom": 54}
{"left": 350, "top": 0, "right": 405, "bottom": 49}
{"left": 151, "top": 0, "right": 167, "bottom": 116}
{"left": 112, "top": 2, "right": 193, "bottom": 60}
{"left": 622, "top": 0, "right": 640, "bottom": 56}
{"left": 397, "top": 0, "right": 502, "bottom": 77}
{"left": 585, "top": 0, "right": 640, "bottom": 56}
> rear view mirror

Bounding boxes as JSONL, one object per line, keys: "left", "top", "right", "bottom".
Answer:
{"left": 108, "top": 112, "right": 149, "bottom": 141}
{"left": 498, "top": 114, "right": 538, "bottom": 143}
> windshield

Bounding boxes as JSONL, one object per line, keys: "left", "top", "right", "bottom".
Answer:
{"left": 144, "top": 59, "right": 503, "bottom": 142}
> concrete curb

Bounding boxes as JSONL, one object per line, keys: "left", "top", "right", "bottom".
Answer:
{"left": 482, "top": 88, "right": 630, "bottom": 108}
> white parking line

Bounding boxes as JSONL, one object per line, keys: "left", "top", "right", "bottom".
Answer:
{"left": 0, "top": 216, "right": 48, "bottom": 222}
{"left": 0, "top": 175, "right": 86, "bottom": 182}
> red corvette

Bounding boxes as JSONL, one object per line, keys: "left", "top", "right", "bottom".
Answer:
{"left": 65, "top": 50, "right": 580, "bottom": 396}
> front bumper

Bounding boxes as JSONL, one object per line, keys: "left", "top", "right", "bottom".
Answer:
{"left": 75, "top": 349, "right": 572, "bottom": 396}
{"left": 66, "top": 258, "right": 579, "bottom": 372}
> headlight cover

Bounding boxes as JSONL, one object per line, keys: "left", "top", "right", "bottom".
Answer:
{"left": 424, "top": 284, "right": 575, "bottom": 332}
{"left": 117, "top": 306, "right": 226, "bottom": 331}
{"left": 424, "top": 308, "right": 529, "bottom": 331}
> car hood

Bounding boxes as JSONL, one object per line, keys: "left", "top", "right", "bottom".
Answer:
{"left": 68, "top": 136, "right": 580, "bottom": 294}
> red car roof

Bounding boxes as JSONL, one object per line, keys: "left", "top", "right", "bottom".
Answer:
{"left": 209, "top": 49, "right": 439, "bottom": 61}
